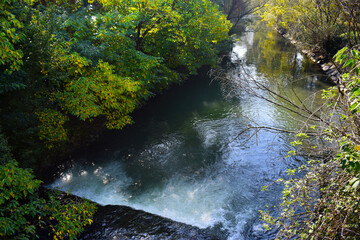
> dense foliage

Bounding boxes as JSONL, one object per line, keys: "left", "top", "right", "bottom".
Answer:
{"left": 0, "top": 0, "right": 230, "bottom": 154}
{"left": 0, "top": 0, "right": 231, "bottom": 238}
{"left": 0, "top": 132, "right": 96, "bottom": 239}
{"left": 0, "top": 0, "right": 231, "bottom": 158}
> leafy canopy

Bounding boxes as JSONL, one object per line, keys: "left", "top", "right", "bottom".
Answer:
{"left": 3, "top": 0, "right": 231, "bottom": 148}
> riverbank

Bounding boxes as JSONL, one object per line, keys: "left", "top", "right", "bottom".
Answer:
{"left": 276, "top": 27, "right": 341, "bottom": 85}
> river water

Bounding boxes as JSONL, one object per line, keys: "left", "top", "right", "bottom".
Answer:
{"left": 50, "top": 27, "right": 330, "bottom": 239}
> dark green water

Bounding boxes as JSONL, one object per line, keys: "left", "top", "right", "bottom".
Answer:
{"left": 50, "top": 27, "right": 330, "bottom": 239}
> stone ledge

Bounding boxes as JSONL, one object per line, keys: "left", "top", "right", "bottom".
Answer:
{"left": 275, "top": 27, "right": 341, "bottom": 85}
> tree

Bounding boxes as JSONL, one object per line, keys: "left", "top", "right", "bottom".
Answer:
{"left": 98, "top": 0, "right": 232, "bottom": 74}
{"left": 0, "top": 0, "right": 231, "bottom": 149}
{"left": 0, "top": 132, "right": 96, "bottom": 239}
{"left": 258, "top": 0, "right": 346, "bottom": 55}
{"left": 213, "top": 0, "right": 267, "bottom": 30}
{"left": 334, "top": 0, "right": 360, "bottom": 47}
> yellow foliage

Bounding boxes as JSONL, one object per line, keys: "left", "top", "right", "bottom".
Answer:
{"left": 36, "top": 109, "right": 69, "bottom": 148}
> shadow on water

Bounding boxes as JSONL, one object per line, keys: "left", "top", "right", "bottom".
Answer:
{"left": 49, "top": 25, "right": 332, "bottom": 239}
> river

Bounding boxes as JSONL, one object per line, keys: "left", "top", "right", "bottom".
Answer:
{"left": 49, "top": 26, "right": 331, "bottom": 239}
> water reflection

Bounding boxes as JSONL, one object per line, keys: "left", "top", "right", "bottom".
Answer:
{"left": 50, "top": 27, "right": 330, "bottom": 240}
{"left": 235, "top": 28, "right": 327, "bottom": 88}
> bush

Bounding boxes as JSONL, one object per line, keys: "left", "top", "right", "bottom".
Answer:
{"left": 0, "top": 133, "right": 96, "bottom": 239}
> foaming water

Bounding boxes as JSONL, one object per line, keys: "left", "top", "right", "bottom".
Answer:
{"left": 52, "top": 160, "right": 229, "bottom": 228}
{"left": 50, "top": 27, "right": 330, "bottom": 239}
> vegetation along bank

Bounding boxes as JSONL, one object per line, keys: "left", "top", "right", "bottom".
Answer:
{"left": 257, "top": 0, "right": 360, "bottom": 239}
{"left": 0, "top": 0, "right": 232, "bottom": 239}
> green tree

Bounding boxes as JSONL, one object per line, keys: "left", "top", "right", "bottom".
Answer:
{"left": 1, "top": 0, "right": 231, "bottom": 148}
{"left": 0, "top": 132, "right": 96, "bottom": 239}
{"left": 97, "top": 0, "right": 231, "bottom": 73}
{"left": 0, "top": 0, "right": 29, "bottom": 74}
